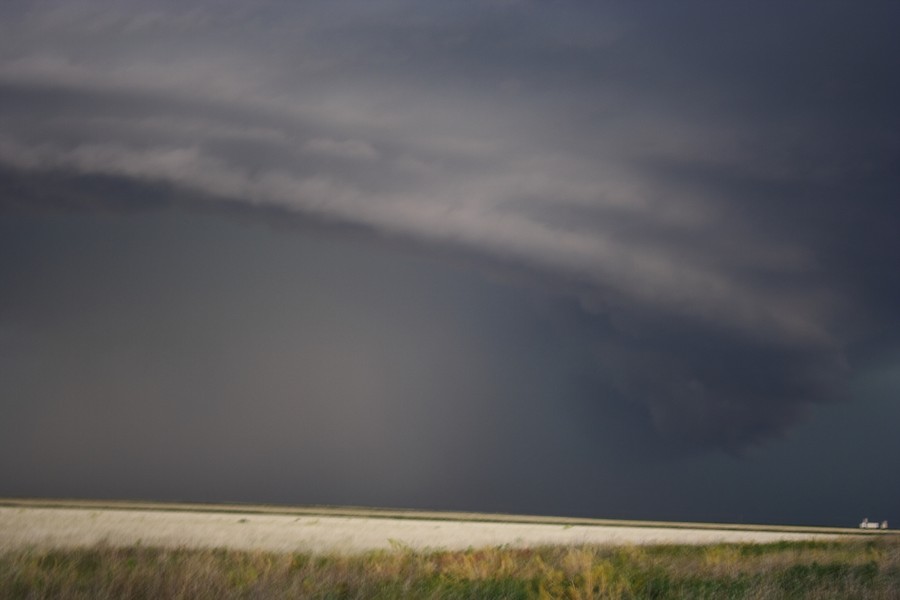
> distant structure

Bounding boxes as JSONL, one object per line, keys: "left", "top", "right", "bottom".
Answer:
{"left": 859, "top": 518, "right": 888, "bottom": 530}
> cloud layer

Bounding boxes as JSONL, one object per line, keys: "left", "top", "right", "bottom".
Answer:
{"left": 2, "top": 0, "right": 899, "bottom": 449}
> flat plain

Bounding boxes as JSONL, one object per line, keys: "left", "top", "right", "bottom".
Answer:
{"left": 2, "top": 500, "right": 898, "bottom": 598}
{"left": 0, "top": 499, "right": 870, "bottom": 554}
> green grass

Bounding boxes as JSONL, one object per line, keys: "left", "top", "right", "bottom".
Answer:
{"left": 2, "top": 538, "right": 898, "bottom": 599}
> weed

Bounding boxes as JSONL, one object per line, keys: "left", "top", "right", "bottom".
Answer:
{"left": 1, "top": 538, "right": 898, "bottom": 599}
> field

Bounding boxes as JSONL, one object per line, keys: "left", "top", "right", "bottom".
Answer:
{"left": 3, "top": 538, "right": 900, "bottom": 599}
{"left": 0, "top": 500, "right": 858, "bottom": 554}
{"left": 1, "top": 500, "right": 897, "bottom": 598}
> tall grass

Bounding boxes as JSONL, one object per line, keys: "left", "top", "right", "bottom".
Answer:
{"left": 2, "top": 538, "right": 898, "bottom": 599}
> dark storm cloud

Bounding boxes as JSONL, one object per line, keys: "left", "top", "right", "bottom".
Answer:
{"left": 2, "top": 0, "right": 899, "bottom": 451}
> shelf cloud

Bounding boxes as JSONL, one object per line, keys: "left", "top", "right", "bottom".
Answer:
{"left": 2, "top": 0, "right": 899, "bottom": 453}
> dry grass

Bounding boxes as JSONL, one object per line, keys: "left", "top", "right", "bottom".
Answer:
{"left": 2, "top": 538, "right": 898, "bottom": 599}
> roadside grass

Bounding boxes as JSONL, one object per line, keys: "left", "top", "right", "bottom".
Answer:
{"left": 2, "top": 538, "right": 898, "bottom": 599}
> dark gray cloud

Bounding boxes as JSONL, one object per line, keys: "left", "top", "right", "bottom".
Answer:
{"left": 2, "top": 209, "right": 898, "bottom": 526}
{"left": 2, "top": 0, "right": 900, "bottom": 518}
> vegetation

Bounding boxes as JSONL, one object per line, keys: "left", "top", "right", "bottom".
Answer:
{"left": 2, "top": 538, "right": 898, "bottom": 599}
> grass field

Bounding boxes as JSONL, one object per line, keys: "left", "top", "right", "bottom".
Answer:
{"left": 3, "top": 537, "right": 899, "bottom": 599}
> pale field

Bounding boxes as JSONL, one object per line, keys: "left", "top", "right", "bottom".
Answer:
{"left": 0, "top": 503, "right": 866, "bottom": 554}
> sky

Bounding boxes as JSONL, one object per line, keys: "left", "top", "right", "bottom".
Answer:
{"left": 1, "top": 1, "right": 899, "bottom": 527}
